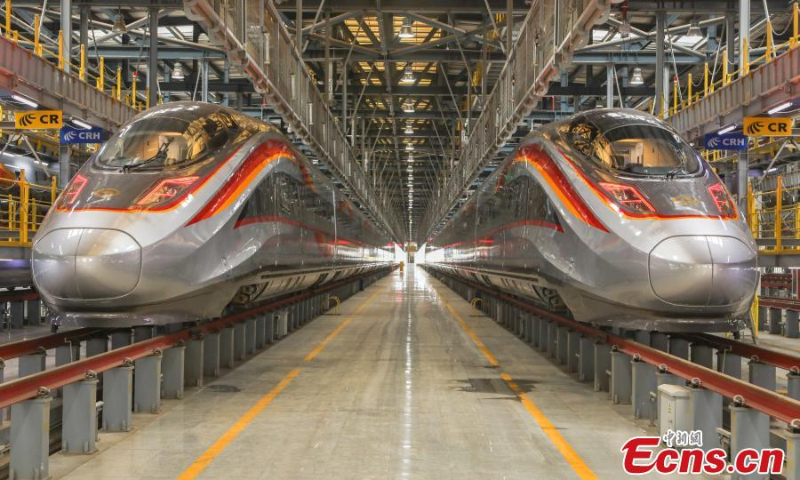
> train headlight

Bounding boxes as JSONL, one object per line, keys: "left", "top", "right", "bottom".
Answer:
{"left": 707, "top": 183, "right": 737, "bottom": 218}
{"left": 135, "top": 176, "right": 199, "bottom": 210}
{"left": 599, "top": 182, "right": 656, "bottom": 214}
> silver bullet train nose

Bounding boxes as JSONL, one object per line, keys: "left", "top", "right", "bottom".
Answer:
{"left": 33, "top": 228, "right": 142, "bottom": 300}
{"left": 649, "top": 235, "right": 757, "bottom": 307}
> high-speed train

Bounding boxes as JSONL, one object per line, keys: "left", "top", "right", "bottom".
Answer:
{"left": 425, "top": 109, "right": 758, "bottom": 332}
{"left": 32, "top": 102, "right": 395, "bottom": 327}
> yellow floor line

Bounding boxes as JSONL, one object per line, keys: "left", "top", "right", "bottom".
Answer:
{"left": 176, "top": 286, "right": 383, "bottom": 480}
{"left": 303, "top": 289, "right": 382, "bottom": 361}
{"left": 433, "top": 284, "right": 600, "bottom": 480}
{"left": 174, "top": 368, "right": 300, "bottom": 480}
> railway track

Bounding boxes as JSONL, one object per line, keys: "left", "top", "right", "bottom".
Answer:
{"left": 0, "top": 266, "right": 393, "bottom": 479}
{"left": 425, "top": 266, "right": 800, "bottom": 426}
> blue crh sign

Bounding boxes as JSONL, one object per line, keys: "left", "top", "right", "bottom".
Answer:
{"left": 703, "top": 133, "right": 748, "bottom": 151}
{"left": 60, "top": 126, "right": 104, "bottom": 144}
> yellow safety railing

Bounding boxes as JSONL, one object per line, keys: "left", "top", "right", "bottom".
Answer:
{"left": 749, "top": 174, "right": 800, "bottom": 255}
{"left": 2, "top": 0, "right": 144, "bottom": 109}
{"left": 654, "top": 4, "right": 800, "bottom": 120}
{"left": 0, "top": 171, "right": 58, "bottom": 247}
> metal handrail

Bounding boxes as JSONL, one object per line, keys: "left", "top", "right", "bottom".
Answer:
{"left": 0, "top": 170, "right": 58, "bottom": 247}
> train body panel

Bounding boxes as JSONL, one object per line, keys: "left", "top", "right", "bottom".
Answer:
{"left": 32, "top": 102, "right": 394, "bottom": 327}
{"left": 426, "top": 109, "right": 758, "bottom": 332}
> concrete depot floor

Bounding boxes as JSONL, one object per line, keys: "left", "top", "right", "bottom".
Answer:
{"left": 32, "top": 266, "right": 712, "bottom": 480}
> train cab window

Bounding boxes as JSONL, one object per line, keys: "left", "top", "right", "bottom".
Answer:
{"left": 95, "top": 117, "right": 206, "bottom": 170}
{"left": 560, "top": 122, "right": 701, "bottom": 177}
{"left": 595, "top": 125, "right": 701, "bottom": 177}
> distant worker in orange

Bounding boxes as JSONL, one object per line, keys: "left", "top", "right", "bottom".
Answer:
{"left": 399, "top": 261, "right": 405, "bottom": 274}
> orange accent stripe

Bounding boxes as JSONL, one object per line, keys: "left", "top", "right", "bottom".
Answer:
{"left": 188, "top": 140, "right": 292, "bottom": 225}
{"left": 515, "top": 145, "right": 607, "bottom": 232}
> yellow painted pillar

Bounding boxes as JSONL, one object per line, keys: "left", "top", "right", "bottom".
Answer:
{"left": 79, "top": 44, "right": 86, "bottom": 81}
{"left": 766, "top": 21, "right": 773, "bottom": 61}
{"left": 793, "top": 3, "right": 799, "bottom": 49}
{"left": 18, "top": 169, "right": 27, "bottom": 245}
{"left": 722, "top": 50, "right": 729, "bottom": 85}
{"left": 57, "top": 30, "right": 64, "bottom": 70}
{"left": 703, "top": 63, "right": 709, "bottom": 97}
{"left": 50, "top": 175, "right": 57, "bottom": 206}
{"left": 116, "top": 66, "right": 122, "bottom": 101}
{"left": 4, "top": 0, "right": 10, "bottom": 39}
{"left": 33, "top": 14, "right": 41, "bottom": 56}
{"left": 687, "top": 73, "right": 692, "bottom": 106}
{"left": 776, "top": 176, "right": 783, "bottom": 251}
{"left": 96, "top": 57, "right": 104, "bottom": 91}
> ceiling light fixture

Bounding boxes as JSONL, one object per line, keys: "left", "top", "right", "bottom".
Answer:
{"left": 112, "top": 9, "right": 127, "bottom": 34}
{"left": 404, "top": 123, "right": 414, "bottom": 135}
{"left": 619, "top": 19, "right": 631, "bottom": 38}
{"left": 172, "top": 63, "right": 185, "bottom": 81}
{"left": 402, "top": 101, "right": 415, "bottom": 113}
{"left": 687, "top": 19, "right": 702, "bottom": 37}
{"left": 406, "top": 143, "right": 414, "bottom": 151}
{"left": 401, "top": 64, "right": 415, "bottom": 83}
{"left": 11, "top": 94, "right": 38, "bottom": 108}
{"left": 630, "top": 67, "right": 644, "bottom": 85}
{"left": 72, "top": 118, "right": 92, "bottom": 129}
{"left": 399, "top": 17, "right": 414, "bottom": 39}
{"left": 768, "top": 102, "right": 793, "bottom": 115}
{"left": 718, "top": 125, "right": 736, "bottom": 135}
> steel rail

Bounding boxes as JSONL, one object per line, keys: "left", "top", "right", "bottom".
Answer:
{"left": 759, "top": 296, "right": 800, "bottom": 312}
{"left": 685, "top": 333, "right": 800, "bottom": 373}
{"left": 426, "top": 266, "right": 800, "bottom": 425}
{"left": 0, "top": 266, "right": 394, "bottom": 410}
{"left": 0, "top": 327, "right": 102, "bottom": 361}
{"left": 0, "top": 291, "right": 40, "bottom": 303}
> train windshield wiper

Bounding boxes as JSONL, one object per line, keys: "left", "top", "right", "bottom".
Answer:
{"left": 123, "top": 140, "right": 172, "bottom": 171}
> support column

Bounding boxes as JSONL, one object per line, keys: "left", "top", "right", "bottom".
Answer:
{"left": 606, "top": 64, "right": 614, "bottom": 108}
{"left": 256, "top": 313, "right": 269, "bottom": 349}
{"left": 654, "top": 10, "right": 666, "bottom": 117}
{"left": 668, "top": 338, "right": 689, "bottom": 359}
{"left": 632, "top": 359, "right": 657, "bottom": 419}
{"left": 611, "top": 351, "right": 632, "bottom": 404}
{"left": 56, "top": 342, "right": 80, "bottom": 366}
{"left": 19, "top": 350, "right": 46, "bottom": 378}
{"left": 748, "top": 361, "right": 776, "bottom": 391}
{"left": 769, "top": 308, "right": 783, "bottom": 335}
{"left": 730, "top": 406, "right": 770, "bottom": 480}
{"left": 717, "top": 351, "right": 742, "bottom": 379}
{"left": 651, "top": 332, "right": 669, "bottom": 352}
{"left": 578, "top": 336, "right": 594, "bottom": 382}
{"left": 738, "top": 0, "right": 750, "bottom": 78}
{"left": 245, "top": 317, "right": 257, "bottom": 355}
{"left": 103, "top": 365, "right": 133, "bottom": 431}
{"left": 9, "top": 302, "right": 23, "bottom": 328}
{"left": 786, "top": 310, "right": 800, "bottom": 338}
{"left": 9, "top": 395, "right": 51, "bottom": 480}
{"left": 185, "top": 337, "right": 203, "bottom": 388}
{"left": 220, "top": 327, "right": 235, "bottom": 368}
{"left": 233, "top": 322, "right": 246, "bottom": 361}
{"left": 594, "top": 343, "right": 612, "bottom": 392}
{"left": 789, "top": 372, "right": 800, "bottom": 400}
{"left": 134, "top": 352, "right": 162, "bottom": 413}
{"left": 62, "top": 376, "right": 98, "bottom": 454}
{"left": 547, "top": 322, "right": 557, "bottom": 358}
{"left": 162, "top": 345, "right": 185, "bottom": 399}
{"left": 757, "top": 305, "right": 769, "bottom": 331}
{"left": 26, "top": 299, "right": 40, "bottom": 324}
{"left": 787, "top": 428, "right": 800, "bottom": 480}
{"left": 203, "top": 332, "right": 221, "bottom": 378}
{"left": 133, "top": 326, "right": 154, "bottom": 342}
{"left": 148, "top": 7, "right": 158, "bottom": 107}
{"left": 86, "top": 336, "right": 108, "bottom": 357}
{"left": 567, "top": 330, "right": 580, "bottom": 373}
{"left": 690, "top": 344, "right": 714, "bottom": 368}
{"left": 556, "top": 326, "right": 569, "bottom": 365}
{"left": 111, "top": 330, "right": 131, "bottom": 349}
{"left": 688, "top": 387, "right": 723, "bottom": 451}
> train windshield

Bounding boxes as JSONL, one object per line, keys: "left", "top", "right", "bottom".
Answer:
{"left": 564, "top": 122, "right": 701, "bottom": 177}
{"left": 95, "top": 111, "right": 238, "bottom": 171}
